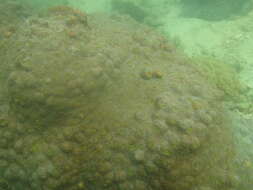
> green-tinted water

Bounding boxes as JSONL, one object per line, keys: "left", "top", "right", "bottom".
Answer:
{"left": 0, "top": 0, "right": 253, "bottom": 190}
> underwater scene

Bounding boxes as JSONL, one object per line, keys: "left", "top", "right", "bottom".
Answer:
{"left": 0, "top": 0, "right": 253, "bottom": 189}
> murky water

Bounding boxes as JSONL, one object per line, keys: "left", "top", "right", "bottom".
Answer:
{"left": 0, "top": 0, "right": 253, "bottom": 190}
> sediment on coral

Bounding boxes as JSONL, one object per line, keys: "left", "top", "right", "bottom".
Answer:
{"left": 0, "top": 4, "right": 238, "bottom": 190}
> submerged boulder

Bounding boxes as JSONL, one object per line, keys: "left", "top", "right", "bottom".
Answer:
{"left": 0, "top": 6, "right": 237, "bottom": 190}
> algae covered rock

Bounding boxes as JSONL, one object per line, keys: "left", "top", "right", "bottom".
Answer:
{"left": 180, "top": 0, "right": 253, "bottom": 20}
{"left": 110, "top": 0, "right": 172, "bottom": 26}
{"left": 0, "top": 6, "right": 237, "bottom": 190}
